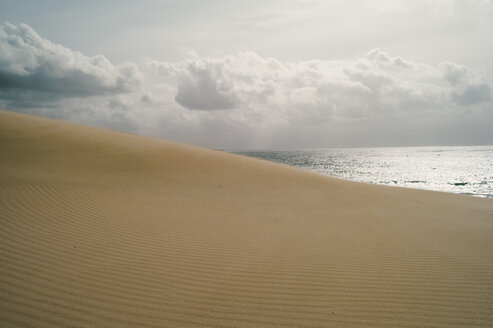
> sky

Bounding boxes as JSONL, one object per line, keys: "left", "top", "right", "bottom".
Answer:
{"left": 1, "top": 0, "right": 492, "bottom": 150}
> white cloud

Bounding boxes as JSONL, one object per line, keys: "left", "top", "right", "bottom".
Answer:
{"left": 154, "top": 49, "right": 491, "bottom": 120}
{"left": 143, "top": 49, "right": 493, "bottom": 148}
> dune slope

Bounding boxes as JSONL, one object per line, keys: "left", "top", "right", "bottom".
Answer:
{"left": 1, "top": 109, "right": 493, "bottom": 327}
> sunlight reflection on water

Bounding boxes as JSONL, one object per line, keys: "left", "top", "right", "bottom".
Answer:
{"left": 237, "top": 146, "right": 493, "bottom": 198}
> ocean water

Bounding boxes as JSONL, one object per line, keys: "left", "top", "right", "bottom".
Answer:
{"left": 236, "top": 146, "right": 493, "bottom": 198}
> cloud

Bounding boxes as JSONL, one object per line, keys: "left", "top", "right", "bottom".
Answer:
{"left": 146, "top": 49, "right": 493, "bottom": 148}
{"left": 0, "top": 23, "right": 140, "bottom": 106}
{"left": 155, "top": 49, "right": 491, "bottom": 121}
{"left": 175, "top": 64, "right": 236, "bottom": 110}
{"left": 439, "top": 61, "right": 492, "bottom": 105}
{"left": 0, "top": 23, "right": 491, "bottom": 149}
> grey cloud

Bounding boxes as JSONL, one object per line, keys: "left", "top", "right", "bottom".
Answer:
{"left": 175, "top": 65, "right": 236, "bottom": 110}
{"left": 0, "top": 88, "right": 58, "bottom": 109}
{"left": 452, "top": 83, "right": 492, "bottom": 105}
{"left": 0, "top": 23, "right": 140, "bottom": 108}
{"left": 440, "top": 62, "right": 492, "bottom": 105}
{"left": 140, "top": 93, "right": 157, "bottom": 105}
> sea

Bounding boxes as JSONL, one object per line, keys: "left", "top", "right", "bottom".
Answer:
{"left": 236, "top": 146, "right": 493, "bottom": 198}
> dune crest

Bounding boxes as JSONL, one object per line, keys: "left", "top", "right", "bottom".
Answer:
{"left": 1, "top": 109, "right": 492, "bottom": 327}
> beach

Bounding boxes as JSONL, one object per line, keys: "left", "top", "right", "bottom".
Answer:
{"left": 1, "top": 109, "right": 492, "bottom": 327}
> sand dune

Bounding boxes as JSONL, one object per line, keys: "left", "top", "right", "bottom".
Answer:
{"left": 1, "top": 109, "right": 492, "bottom": 327}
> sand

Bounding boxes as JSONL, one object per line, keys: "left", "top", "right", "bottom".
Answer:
{"left": 1, "top": 109, "right": 492, "bottom": 327}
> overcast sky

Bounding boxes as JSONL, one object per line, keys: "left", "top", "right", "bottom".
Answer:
{"left": 1, "top": 0, "right": 492, "bottom": 150}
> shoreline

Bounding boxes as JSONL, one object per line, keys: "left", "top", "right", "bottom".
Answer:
{"left": 1, "top": 109, "right": 493, "bottom": 327}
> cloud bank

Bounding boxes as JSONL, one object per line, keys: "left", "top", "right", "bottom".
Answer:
{"left": 0, "top": 23, "right": 139, "bottom": 108}
{"left": 1, "top": 23, "right": 492, "bottom": 149}
{"left": 158, "top": 49, "right": 492, "bottom": 116}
